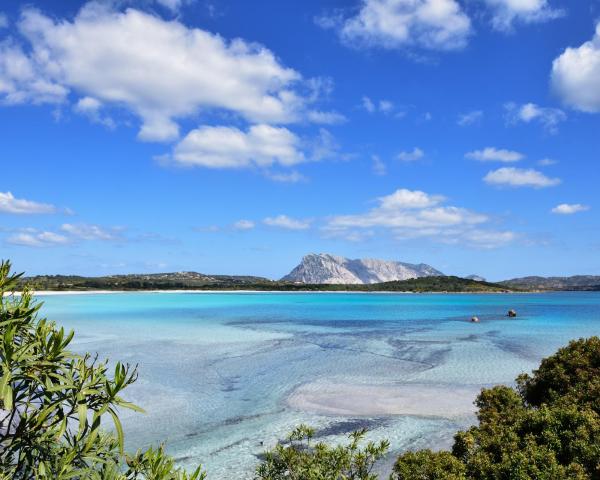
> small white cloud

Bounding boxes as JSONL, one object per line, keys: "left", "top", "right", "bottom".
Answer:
{"left": 306, "top": 110, "right": 347, "bottom": 124}
{"left": 0, "top": 191, "right": 57, "bottom": 214}
{"left": 466, "top": 147, "right": 523, "bottom": 163}
{"left": 263, "top": 214, "right": 311, "bottom": 230}
{"left": 551, "top": 23, "right": 600, "bottom": 113}
{"left": 321, "top": 0, "right": 472, "bottom": 51}
{"left": 551, "top": 203, "right": 590, "bottom": 215}
{"left": 0, "top": 13, "right": 8, "bottom": 29}
{"left": 74, "top": 96, "right": 115, "bottom": 128}
{"left": 361, "top": 96, "right": 395, "bottom": 114}
{"left": 484, "top": 167, "right": 561, "bottom": 188}
{"left": 60, "top": 223, "right": 119, "bottom": 241}
{"left": 505, "top": 102, "right": 566, "bottom": 133}
{"left": 362, "top": 96, "right": 376, "bottom": 113}
{"left": 6, "top": 231, "right": 69, "bottom": 247}
{"left": 265, "top": 171, "right": 307, "bottom": 183}
{"left": 538, "top": 158, "right": 558, "bottom": 166}
{"left": 484, "top": 0, "right": 564, "bottom": 32}
{"left": 372, "top": 155, "right": 387, "bottom": 176}
{"left": 457, "top": 110, "right": 483, "bottom": 126}
{"left": 379, "top": 100, "right": 394, "bottom": 113}
{"left": 397, "top": 147, "right": 424, "bottom": 162}
{"left": 170, "top": 124, "right": 304, "bottom": 169}
{"left": 232, "top": 219, "right": 255, "bottom": 230}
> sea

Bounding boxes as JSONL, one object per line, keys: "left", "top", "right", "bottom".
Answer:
{"left": 38, "top": 291, "right": 600, "bottom": 478}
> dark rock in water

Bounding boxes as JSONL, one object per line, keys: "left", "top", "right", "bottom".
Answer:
{"left": 508, "top": 309, "right": 517, "bottom": 318}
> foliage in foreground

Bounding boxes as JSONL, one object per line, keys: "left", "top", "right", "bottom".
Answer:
{"left": 0, "top": 261, "right": 204, "bottom": 479}
{"left": 390, "top": 337, "right": 600, "bottom": 479}
{"left": 256, "top": 425, "right": 389, "bottom": 480}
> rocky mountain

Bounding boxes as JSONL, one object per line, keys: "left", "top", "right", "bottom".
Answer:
{"left": 500, "top": 275, "right": 600, "bottom": 291}
{"left": 281, "top": 253, "right": 443, "bottom": 284}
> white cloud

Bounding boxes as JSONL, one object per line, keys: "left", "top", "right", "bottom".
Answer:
{"left": 538, "top": 158, "right": 558, "bottom": 166}
{"left": 324, "top": 188, "right": 515, "bottom": 248}
{"left": 465, "top": 147, "right": 523, "bottom": 163}
{"left": 484, "top": 0, "right": 564, "bottom": 32}
{"left": 74, "top": 96, "right": 115, "bottom": 128}
{"left": 2, "top": 4, "right": 320, "bottom": 141}
{"left": 551, "top": 24, "right": 600, "bottom": 113}
{"left": 232, "top": 219, "right": 255, "bottom": 230}
{"left": 484, "top": 167, "right": 561, "bottom": 188}
{"left": 505, "top": 102, "right": 566, "bottom": 133}
{"left": 0, "top": 14, "right": 8, "bottom": 29}
{"left": 263, "top": 214, "right": 311, "bottom": 230}
{"left": 170, "top": 124, "right": 304, "bottom": 169}
{"left": 0, "top": 40, "right": 67, "bottom": 105}
{"left": 0, "top": 191, "right": 57, "bottom": 214}
{"left": 379, "top": 100, "right": 394, "bottom": 113}
{"left": 372, "top": 155, "right": 387, "bottom": 176}
{"left": 397, "top": 147, "right": 424, "bottom": 162}
{"left": 323, "top": 0, "right": 471, "bottom": 51}
{"left": 60, "top": 223, "right": 119, "bottom": 240}
{"left": 551, "top": 203, "right": 590, "bottom": 215}
{"left": 457, "top": 110, "right": 483, "bottom": 126}
{"left": 6, "top": 231, "right": 69, "bottom": 247}
{"left": 306, "top": 110, "right": 347, "bottom": 124}
{"left": 265, "top": 170, "right": 307, "bottom": 183}
{"left": 362, "top": 95, "right": 376, "bottom": 113}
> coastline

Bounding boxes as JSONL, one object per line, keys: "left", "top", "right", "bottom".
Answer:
{"left": 11, "top": 289, "right": 542, "bottom": 296}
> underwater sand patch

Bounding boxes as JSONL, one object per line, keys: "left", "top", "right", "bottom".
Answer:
{"left": 287, "top": 382, "right": 480, "bottom": 418}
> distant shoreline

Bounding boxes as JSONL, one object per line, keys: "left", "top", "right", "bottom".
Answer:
{"left": 12, "top": 289, "right": 551, "bottom": 296}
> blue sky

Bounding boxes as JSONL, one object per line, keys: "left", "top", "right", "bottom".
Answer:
{"left": 1, "top": 0, "right": 599, "bottom": 280}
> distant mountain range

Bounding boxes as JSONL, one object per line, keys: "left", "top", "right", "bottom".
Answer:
{"left": 18, "top": 254, "right": 599, "bottom": 292}
{"left": 281, "top": 253, "right": 443, "bottom": 284}
{"left": 501, "top": 276, "right": 600, "bottom": 291}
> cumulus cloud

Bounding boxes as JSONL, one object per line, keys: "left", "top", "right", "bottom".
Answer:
{"left": 0, "top": 191, "right": 57, "bottom": 214}
{"left": 169, "top": 124, "right": 304, "bottom": 169}
{"left": 319, "top": 0, "right": 471, "bottom": 51}
{"left": 484, "top": 167, "right": 560, "bottom": 188}
{"left": 457, "top": 110, "right": 483, "bottom": 126}
{"left": 483, "top": 0, "right": 564, "bottom": 32}
{"left": 0, "top": 4, "right": 325, "bottom": 141}
{"left": 505, "top": 102, "right": 566, "bottom": 133}
{"left": 551, "top": 24, "right": 600, "bottom": 113}
{"left": 465, "top": 147, "right": 523, "bottom": 163}
{"left": 232, "top": 219, "right": 255, "bottom": 230}
{"left": 6, "top": 230, "right": 69, "bottom": 247}
{"left": 306, "top": 110, "right": 347, "bottom": 124}
{"left": 361, "top": 96, "right": 397, "bottom": 114}
{"left": 324, "top": 188, "right": 515, "bottom": 248}
{"left": 397, "top": 147, "right": 424, "bottom": 162}
{"left": 263, "top": 215, "right": 311, "bottom": 230}
{"left": 551, "top": 203, "right": 590, "bottom": 215}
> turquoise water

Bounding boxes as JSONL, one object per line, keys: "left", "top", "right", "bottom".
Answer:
{"left": 38, "top": 292, "right": 600, "bottom": 478}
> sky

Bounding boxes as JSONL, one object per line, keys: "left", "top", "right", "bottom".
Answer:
{"left": 0, "top": 0, "right": 599, "bottom": 281}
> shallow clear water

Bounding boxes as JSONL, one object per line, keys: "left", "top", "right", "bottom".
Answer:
{"left": 39, "top": 291, "right": 600, "bottom": 478}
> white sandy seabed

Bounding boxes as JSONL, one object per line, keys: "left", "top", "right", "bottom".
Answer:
{"left": 287, "top": 382, "right": 481, "bottom": 418}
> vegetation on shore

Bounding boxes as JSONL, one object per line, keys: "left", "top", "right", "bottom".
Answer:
{"left": 3, "top": 260, "right": 600, "bottom": 479}
{"left": 20, "top": 273, "right": 515, "bottom": 293}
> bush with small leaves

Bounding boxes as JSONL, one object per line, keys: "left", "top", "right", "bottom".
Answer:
{"left": 0, "top": 260, "right": 204, "bottom": 480}
{"left": 256, "top": 425, "right": 389, "bottom": 480}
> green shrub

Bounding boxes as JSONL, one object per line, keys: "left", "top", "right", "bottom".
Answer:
{"left": 0, "top": 261, "right": 204, "bottom": 480}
